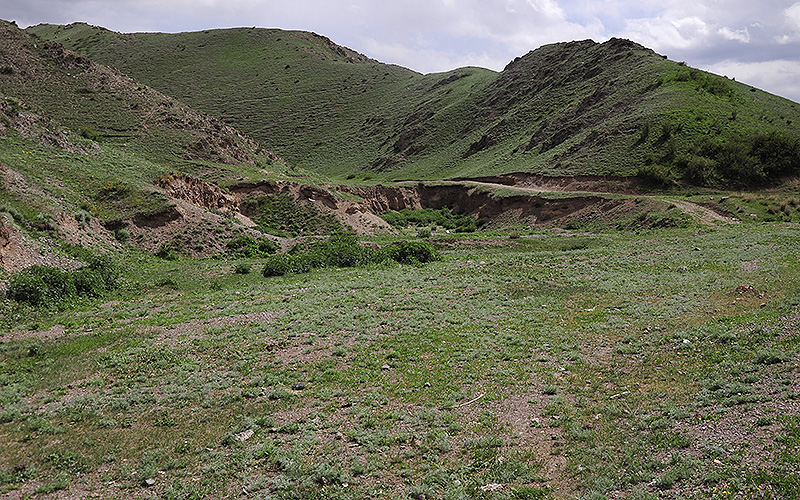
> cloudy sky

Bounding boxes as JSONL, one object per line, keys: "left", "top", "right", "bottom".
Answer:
{"left": 6, "top": 0, "right": 800, "bottom": 103}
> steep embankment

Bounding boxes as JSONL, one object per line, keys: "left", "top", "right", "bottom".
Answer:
{"left": 31, "top": 23, "right": 800, "bottom": 185}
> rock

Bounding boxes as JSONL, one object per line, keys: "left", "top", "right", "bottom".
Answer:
{"left": 292, "top": 381, "right": 306, "bottom": 390}
{"left": 235, "top": 429, "right": 254, "bottom": 442}
{"left": 144, "top": 478, "right": 156, "bottom": 487}
{"left": 480, "top": 483, "right": 504, "bottom": 492}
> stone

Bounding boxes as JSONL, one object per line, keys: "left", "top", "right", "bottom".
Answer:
{"left": 235, "top": 429, "right": 254, "bottom": 442}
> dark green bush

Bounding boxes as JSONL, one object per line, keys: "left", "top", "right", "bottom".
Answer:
{"left": 155, "top": 242, "right": 182, "bottom": 260}
{"left": 301, "top": 235, "right": 375, "bottom": 268}
{"left": 7, "top": 253, "right": 120, "bottom": 308}
{"left": 635, "top": 164, "right": 677, "bottom": 188}
{"left": 73, "top": 267, "right": 106, "bottom": 298}
{"left": 379, "top": 241, "right": 441, "bottom": 265}
{"left": 233, "top": 263, "right": 251, "bottom": 274}
{"left": 262, "top": 236, "right": 441, "bottom": 278}
{"left": 226, "top": 234, "right": 278, "bottom": 258}
{"left": 85, "top": 254, "right": 120, "bottom": 291}
{"left": 262, "top": 255, "right": 292, "bottom": 277}
{"left": 7, "top": 266, "right": 76, "bottom": 308}
{"left": 381, "top": 207, "right": 479, "bottom": 232}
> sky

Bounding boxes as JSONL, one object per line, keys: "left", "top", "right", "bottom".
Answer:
{"left": 5, "top": 0, "right": 800, "bottom": 103}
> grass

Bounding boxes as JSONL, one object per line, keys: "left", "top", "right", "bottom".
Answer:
{"left": 1, "top": 224, "right": 799, "bottom": 498}
{"left": 31, "top": 24, "right": 800, "bottom": 183}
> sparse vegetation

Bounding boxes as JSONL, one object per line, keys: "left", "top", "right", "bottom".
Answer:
{"left": 241, "top": 193, "right": 343, "bottom": 237}
{"left": 1, "top": 18, "right": 800, "bottom": 500}
{"left": 382, "top": 207, "right": 481, "bottom": 232}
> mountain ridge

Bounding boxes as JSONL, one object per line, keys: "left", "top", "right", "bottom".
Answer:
{"left": 28, "top": 22, "right": 800, "bottom": 186}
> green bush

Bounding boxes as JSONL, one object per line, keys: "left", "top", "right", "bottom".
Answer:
{"left": 7, "top": 266, "right": 77, "bottom": 308}
{"left": 233, "top": 263, "right": 251, "bottom": 274}
{"left": 72, "top": 267, "right": 106, "bottom": 298}
{"left": 113, "top": 228, "right": 130, "bottom": 242}
{"left": 381, "top": 207, "right": 480, "bottom": 232}
{"left": 262, "top": 237, "right": 440, "bottom": 278}
{"left": 301, "top": 235, "right": 374, "bottom": 268}
{"left": 7, "top": 254, "right": 120, "bottom": 308}
{"left": 262, "top": 255, "right": 292, "bottom": 277}
{"left": 379, "top": 241, "right": 441, "bottom": 265}
{"left": 155, "top": 242, "right": 182, "bottom": 260}
{"left": 635, "top": 164, "right": 677, "bottom": 188}
{"left": 226, "top": 234, "right": 278, "bottom": 258}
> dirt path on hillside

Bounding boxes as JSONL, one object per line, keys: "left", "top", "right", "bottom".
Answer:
{"left": 440, "top": 179, "right": 741, "bottom": 226}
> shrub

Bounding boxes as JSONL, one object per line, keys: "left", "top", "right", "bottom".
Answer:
{"left": 226, "top": 234, "right": 278, "bottom": 258}
{"left": 155, "top": 242, "right": 181, "bottom": 260}
{"left": 7, "top": 254, "right": 120, "bottom": 308}
{"left": 75, "top": 210, "right": 91, "bottom": 229}
{"left": 262, "top": 237, "right": 441, "bottom": 278}
{"left": 72, "top": 267, "right": 106, "bottom": 298}
{"left": 636, "top": 164, "right": 677, "bottom": 188}
{"left": 305, "top": 234, "right": 374, "bottom": 268}
{"left": 381, "top": 207, "right": 479, "bottom": 232}
{"left": 234, "top": 263, "right": 251, "bottom": 274}
{"left": 262, "top": 255, "right": 292, "bottom": 277}
{"left": 113, "top": 228, "right": 130, "bottom": 242}
{"left": 379, "top": 241, "right": 441, "bottom": 265}
{"left": 7, "top": 266, "right": 76, "bottom": 308}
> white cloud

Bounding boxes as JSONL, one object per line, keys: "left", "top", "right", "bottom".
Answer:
{"left": 785, "top": 2, "right": 800, "bottom": 29}
{"left": 718, "top": 26, "right": 750, "bottom": 43}
{"left": 621, "top": 15, "right": 710, "bottom": 50}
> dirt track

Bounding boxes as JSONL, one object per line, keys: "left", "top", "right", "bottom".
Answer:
{"left": 444, "top": 176, "right": 741, "bottom": 226}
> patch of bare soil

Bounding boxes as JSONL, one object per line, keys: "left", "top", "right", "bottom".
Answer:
{"left": 670, "top": 200, "right": 741, "bottom": 225}
{"left": 0, "top": 213, "right": 79, "bottom": 273}
{"left": 1, "top": 323, "right": 67, "bottom": 341}
{"left": 145, "top": 310, "right": 284, "bottom": 348}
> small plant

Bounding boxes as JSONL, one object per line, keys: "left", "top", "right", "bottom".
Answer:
{"left": 75, "top": 209, "right": 92, "bottom": 229}
{"left": 155, "top": 241, "right": 182, "bottom": 261}
{"left": 113, "top": 227, "right": 130, "bottom": 242}
{"left": 79, "top": 127, "right": 101, "bottom": 142}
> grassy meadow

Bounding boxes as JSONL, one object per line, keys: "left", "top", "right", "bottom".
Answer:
{"left": 2, "top": 224, "right": 799, "bottom": 499}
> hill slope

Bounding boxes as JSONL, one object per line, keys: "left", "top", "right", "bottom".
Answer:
{"left": 0, "top": 20, "right": 298, "bottom": 261}
{"left": 30, "top": 23, "right": 800, "bottom": 185}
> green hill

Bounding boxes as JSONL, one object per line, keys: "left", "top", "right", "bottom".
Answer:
{"left": 30, "top": 23, "right": 800, "bottom": 186}
{"left": 0, "top": 20, "right": 290, "bottom": 259}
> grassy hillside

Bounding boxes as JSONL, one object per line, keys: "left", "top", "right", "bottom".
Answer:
{"left": 30, "top": 23, "right": 800, "bottom": 185}
{"left": 0, "top": 20, "right": 295, "bottom": 262}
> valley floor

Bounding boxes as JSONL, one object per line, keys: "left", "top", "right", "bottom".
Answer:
{"left": 1, "top": 225, "right": 799, "bottom": 499}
